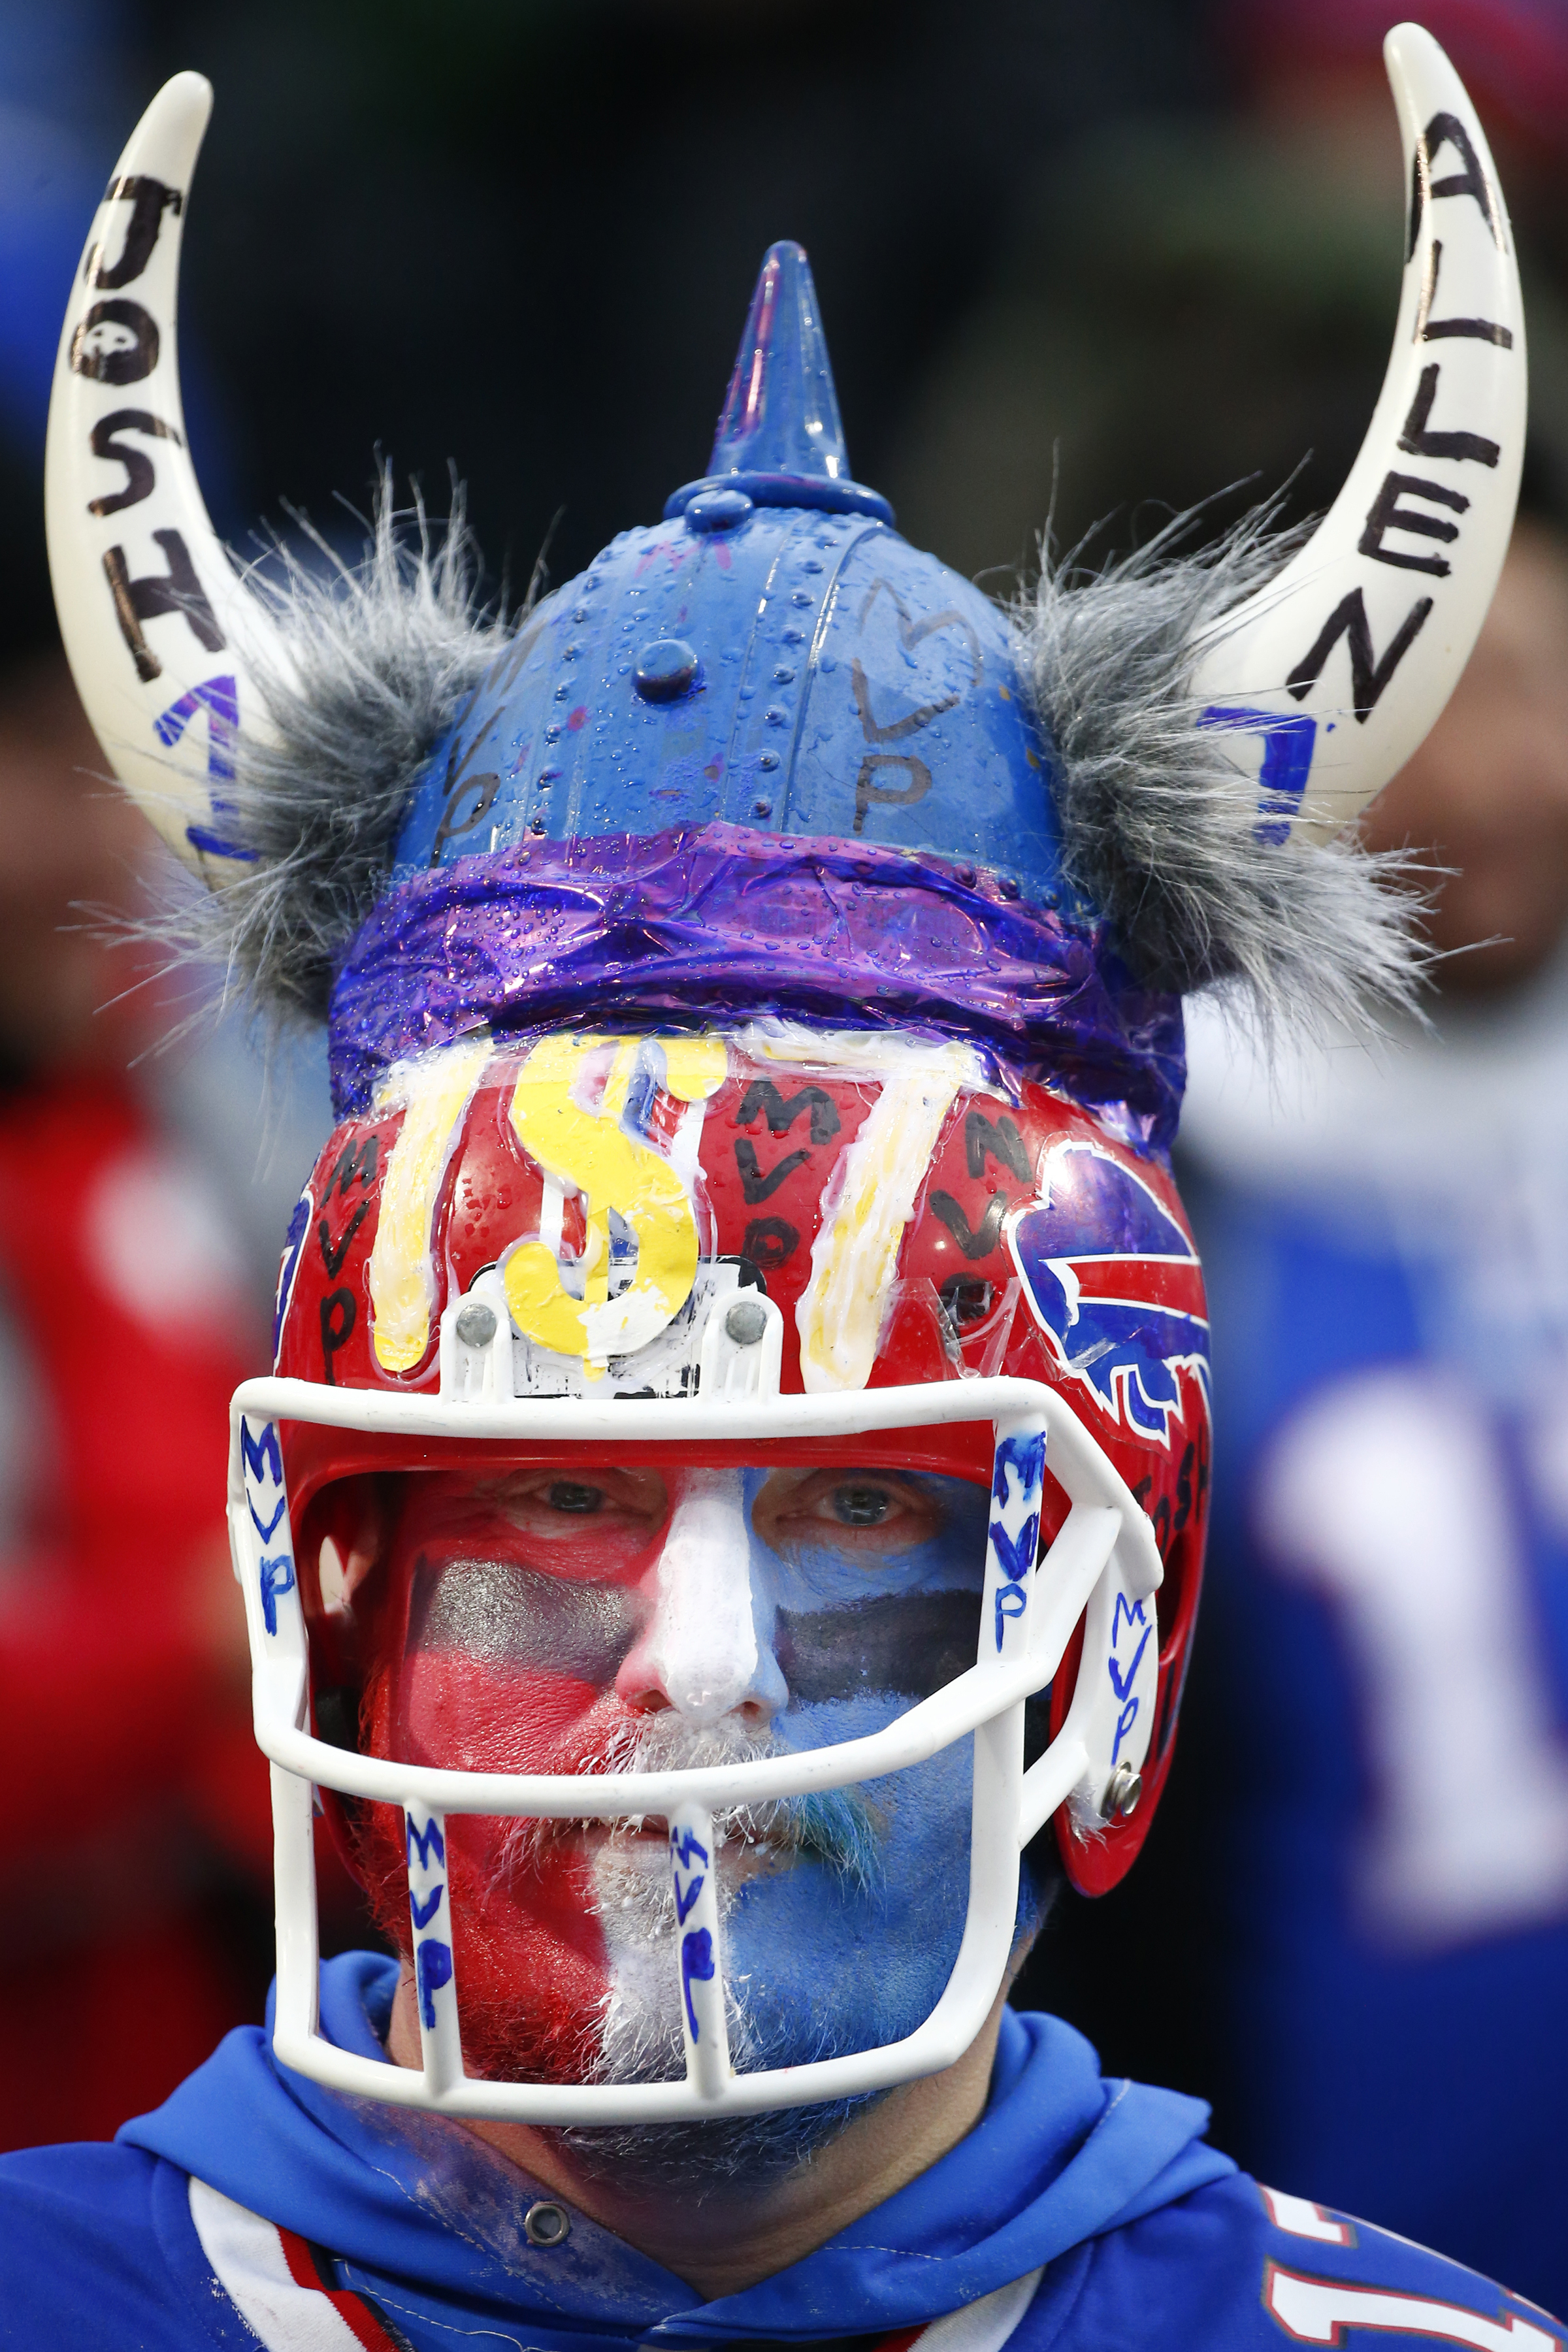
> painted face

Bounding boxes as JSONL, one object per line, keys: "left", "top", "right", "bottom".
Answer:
{"left": 353, "top": 1459, "right": 992, "bottom": 2092}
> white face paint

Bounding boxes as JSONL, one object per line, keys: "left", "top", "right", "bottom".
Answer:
{"left": 615, "top": 1468, "right": 789, "bottom": 1726}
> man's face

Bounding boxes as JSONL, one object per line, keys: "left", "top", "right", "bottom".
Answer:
{"left": 351, "top": 1458, "right": 996, "bottom": 2119}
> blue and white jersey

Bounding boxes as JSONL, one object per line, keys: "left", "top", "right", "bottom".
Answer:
{"left": 1177, "top": 966, "right": 1568, "bottom": 2317}
{"left": 0, "top": 1955, "right": 1556, "bottom": 2352}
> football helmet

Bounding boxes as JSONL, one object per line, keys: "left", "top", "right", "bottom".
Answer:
{"left": 43, "top": 28, "right": 1522, "bottom": 2122}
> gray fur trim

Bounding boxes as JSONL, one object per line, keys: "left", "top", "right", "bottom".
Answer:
{"left": 1014, "top": 511, "right": 1434, "bottom": 1029}
{"left": 167, "top": 485, "right": 508, "bottom": 1024}
{"left": 146, "top": 489, "right": 1428, "bottom": 1047}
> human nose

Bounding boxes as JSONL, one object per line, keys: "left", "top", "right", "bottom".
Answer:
{"left": 614, "top": 1468, "right": 787, "bottom": 1726}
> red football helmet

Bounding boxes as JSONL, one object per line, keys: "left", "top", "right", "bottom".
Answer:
{"left": 229, "top": 1021, "right": 1206, "bottom": 2121}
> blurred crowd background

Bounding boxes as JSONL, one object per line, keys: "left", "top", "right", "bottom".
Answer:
{"left": 4, "top": 0, "right": 1568, "bottom": 2319}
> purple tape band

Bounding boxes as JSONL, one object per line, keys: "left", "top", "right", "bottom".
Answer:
{"left": 329, "top": 826, "right": 1184, "bottom": 1145}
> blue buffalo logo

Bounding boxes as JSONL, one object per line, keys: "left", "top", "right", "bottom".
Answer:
{"left": 1007, "top": 1143, "right": 1209, "bottom": 1446}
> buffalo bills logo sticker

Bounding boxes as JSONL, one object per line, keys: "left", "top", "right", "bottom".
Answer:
{"left": 1007, "top": 1143, "right": 1209, "bottom": 1446}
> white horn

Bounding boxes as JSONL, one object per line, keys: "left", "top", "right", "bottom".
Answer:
{"left": 1189, "top": 23, "right": 1525, "bottom": 845}
{"left": 44, "top": 73, "right": 283, "bottom": 883}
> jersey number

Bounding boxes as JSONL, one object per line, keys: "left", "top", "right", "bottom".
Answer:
{"left": 1266, "top": 2264, "right": 1558, "bottom": 2352}
{"left": 1258, "top": 1365, "right": 1568, "bottom": 1944}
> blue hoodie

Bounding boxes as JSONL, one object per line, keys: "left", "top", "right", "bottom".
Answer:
{"left": 0, "top": 1953, "right": 1550, "bottom": 2352}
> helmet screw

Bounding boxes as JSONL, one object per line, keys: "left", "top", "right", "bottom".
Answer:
{"left": 455, "top": 1301, "right": 498, "bottom": 1348}
{"left": 523, "top": 2200, "right": 570, "bottom": 2247}
{"left": 725, "top": 1299, "right": 768, "bottom": 1347}
{"left": 1102, "top": 1762, "right": 1143, "bottom": 1821}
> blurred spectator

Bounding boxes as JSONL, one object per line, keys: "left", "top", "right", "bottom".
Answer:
{"left": 0, "top": 647, "right": 278, "bottom": 2147}
{"left": 885, "top": 0, "right": 1568, "bottom": 575}
{"left": 1173, "top": 512, "right": 1568, "bottom": 2311}
{"left": 932, "top": 0, "right": 1568, "bottom": 2310}
{"left": 0, "top": 3, "right": 353, "bottom": 2149}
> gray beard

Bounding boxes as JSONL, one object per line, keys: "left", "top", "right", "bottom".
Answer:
{"left": 508, "top": 1714, "right": 887, "bottom": 2191}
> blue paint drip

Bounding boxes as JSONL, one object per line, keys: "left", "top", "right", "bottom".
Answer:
{"left": 258, "top": 1553, "right": 295, "bottom": 1636}
{"left": 272, "top": 1192, "right": 310, "bottom": 1364}
{"left": 1196, "top": 706, "right": 1316, "bottom": 844}
{"left": 681, "top": 1927, "right": 716, "bottom": 2040}
{"left": 416, "top": 1939, "right": 453, "bottom": 2028}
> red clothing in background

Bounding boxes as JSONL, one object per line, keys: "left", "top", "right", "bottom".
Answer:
{"left": 0, "top": 1072, "right": 272, "bottom": 2144}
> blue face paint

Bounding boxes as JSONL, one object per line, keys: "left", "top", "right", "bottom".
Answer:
{"left": 691, "top": 1469, "right": 998, "bottom": 2099}
{"left": 390, "top": 1458, "right": 1034, "bottom": 2119}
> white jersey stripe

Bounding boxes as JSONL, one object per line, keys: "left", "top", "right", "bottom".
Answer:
{"left": 188, "top": 2176, "right": 368, "bottom": 2351}
{"left": 187, "top": 2171, "right": 1041, "bottom": 2352}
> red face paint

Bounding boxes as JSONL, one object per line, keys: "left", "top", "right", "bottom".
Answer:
{"left": 353, "top": 1466, "right": 687, "bottom": 2080}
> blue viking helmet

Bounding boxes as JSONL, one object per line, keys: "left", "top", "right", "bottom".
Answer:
{"left": 44, "top": 41, "right": 1528, "bottom": 1135}
{"left": 391, "top": 242, "right": 1073, "bottom": 918}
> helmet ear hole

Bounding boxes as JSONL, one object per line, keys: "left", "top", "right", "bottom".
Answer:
{"left": 294, "top": 1477, "right": 399, "bottom": 1898}
{"left": 300, "top": 1477, "right": 393, "bottom": 1606}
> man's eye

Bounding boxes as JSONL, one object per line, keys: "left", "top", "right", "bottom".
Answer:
{"left": 832, "top": 1484, "right": 894, "bottom": 1527}
{"left": 546, "top": 1482, "right": 604, "bottom": 1515}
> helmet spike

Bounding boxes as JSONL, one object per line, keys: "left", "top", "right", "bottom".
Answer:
{"left": 664, "top": 241, "right": 893, "bottom": 525}
{"left": 709, "top": 240, "right": 847, "bottom": 483}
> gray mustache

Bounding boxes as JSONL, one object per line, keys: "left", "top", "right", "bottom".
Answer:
{"left": 497, "top": 1716, "right": 884, "bottom": 1893}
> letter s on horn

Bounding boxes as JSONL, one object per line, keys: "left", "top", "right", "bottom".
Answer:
{"left": 44, "top": 73, "right": 285, "bottom": 881}
{"left": 1188, "top": 24, "right": 1526, "bottom": 847}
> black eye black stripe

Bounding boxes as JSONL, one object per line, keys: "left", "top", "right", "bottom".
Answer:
{"left": 776, "top": 1589, "right": 983, "bottom": 1701}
